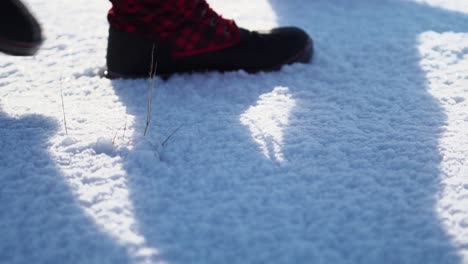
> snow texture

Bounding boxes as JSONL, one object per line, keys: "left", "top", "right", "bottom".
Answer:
{"left": 1, "top": 0, "right": 468, "bottom": 263}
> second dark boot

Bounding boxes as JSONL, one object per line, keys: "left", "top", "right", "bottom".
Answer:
{"left": 0, "top": 0, "right": 43, "bottom": 56}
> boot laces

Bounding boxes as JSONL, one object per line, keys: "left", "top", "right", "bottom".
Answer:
{"left": 193, "top": 0, "right": 233, "bottom": 35}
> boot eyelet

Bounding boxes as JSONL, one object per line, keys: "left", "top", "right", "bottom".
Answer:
{"left": 210, "top": 17, "right": 218, "bottom": 27}
{"left": 224, "top": 26, "right": 230, "bottom": 36}
{"left": 200, "top": 9, "right": 207, "bottom": 18}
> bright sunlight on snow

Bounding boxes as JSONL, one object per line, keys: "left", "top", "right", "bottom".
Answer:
{"left": 241, "top": 87, "right": 295, "bottom": 164}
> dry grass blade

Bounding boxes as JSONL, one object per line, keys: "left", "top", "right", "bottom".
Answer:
{"left": 112, "top": 115, "right": 128, "bottom": 145}
{"left": 161, "top": 124, "right": 183, "bottom": 147}
{"left": 122, "top": 114, "right": 128, "bottom": 143}
{"left": 60, "top": 77, "right": 68, "bottom": 135}
{"left": 144, "top": 42, "right": 157, "bottom": 136}
{"left": 112, "top": 129, "right": 118, "bottom": 145}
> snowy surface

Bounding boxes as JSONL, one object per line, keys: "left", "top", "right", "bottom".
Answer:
{"left": 1, "top": 0, "right": 468, "bottom": 263}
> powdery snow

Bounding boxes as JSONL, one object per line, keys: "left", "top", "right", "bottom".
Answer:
{"left": 1, "top": 0, "right": 468, "bottom": 263}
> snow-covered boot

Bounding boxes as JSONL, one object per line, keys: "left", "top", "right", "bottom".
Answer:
{"left": 0, "top": 0, "right": 43, "bottom": 56}
{"left": 106, "top": 0, "right": 313, "bottom": 78}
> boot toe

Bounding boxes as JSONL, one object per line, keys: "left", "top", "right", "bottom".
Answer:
{"left": 268, "top": 26, "right": 313, "bottom": 66}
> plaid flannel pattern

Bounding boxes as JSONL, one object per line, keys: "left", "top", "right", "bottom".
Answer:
{"left": 108, "top": 0, "right": 240, "bottom": 58}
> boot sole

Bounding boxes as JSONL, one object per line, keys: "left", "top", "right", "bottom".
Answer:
{"left": 104, "top": 38, "right": 314, "bottom": 79}
{"left": 0, "top": 37, "right": 42, "bottom": 56}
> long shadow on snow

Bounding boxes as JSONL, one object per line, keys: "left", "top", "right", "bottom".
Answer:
{"left": 113, "top": 1, "right": 468, "bottom": 263}
{"left": 0, "top": 109, "right": 131, "bottom": 263}
{"left": 266, "top": 0, "right": 468, "bottom": 263}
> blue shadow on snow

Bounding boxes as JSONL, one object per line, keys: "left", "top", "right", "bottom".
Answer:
{"left": 112, "top": 1, "right": 468, "bottom": 263}
{"left": 0, "top": 109, "right": 131, "bottom": 264}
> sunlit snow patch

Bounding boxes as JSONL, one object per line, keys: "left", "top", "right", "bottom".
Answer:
{"left": 418, "top": 31, "right": 468, "bottom": 261}
{"left": 240, "top": 87, "right": 295, "bottom": 164}
{"left": 412, "top": 0, "right": 468, "bottom": 14}
{"left": 45, "top": 76, "right": 161, "bottom": 263}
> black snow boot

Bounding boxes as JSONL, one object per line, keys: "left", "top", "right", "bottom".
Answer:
{"left": 105, "top": 0, "right": 312, "bottom": 78}
{"left": 106, "top": 26, "right": 313, "bottom": 78}
{"left": 0, "top": 0, "right": 43, "bottom": 56}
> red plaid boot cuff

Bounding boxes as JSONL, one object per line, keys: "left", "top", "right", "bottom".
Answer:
{"left": 108, "top": 0, "right": 241, "bottom": 58}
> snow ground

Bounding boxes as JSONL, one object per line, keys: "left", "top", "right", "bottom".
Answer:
{"left": 0, "top": 0, "right": 468, "bottom": 263}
